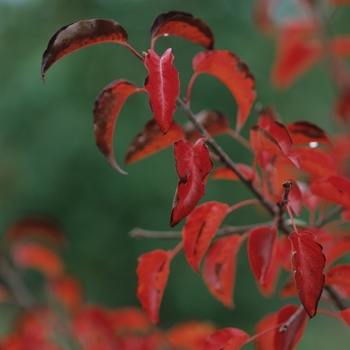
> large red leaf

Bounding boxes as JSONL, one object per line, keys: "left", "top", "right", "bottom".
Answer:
{"left": 325, "top": 264, "right": 350, "bottom": 287}
{"left": 286, "top": 121, "right": 331, "bottom": 145}
{"left": 310, "top": 175, "right": 350, "bottom": 209}
{"left": 248, "top": 225, "right": 277, "bottom": 286}
{"left": 93, "top": 79, "right": 143, "bottom": 174}
{"left": 203, "top": 234, "right": 241, "bottom": 307}
{"left": 150, "top": 11, "right": 214, "bottom": 50}
{"left": 170, "top": 139, "right": 214, "bottom": 227}
{"left": 144, "top": 48, "right": 180, "bottom": 134}
{"left": 203, "top": 328, "right": 249, "bottom": 350}
{"left": 125, "top": 120, "right": 184, "bottom": 164}
{"left": 41, "top": 19, "right": 128, "bottom": 82}
{"left": 289, "top": 230, "right": 326, "bottom": 318}
{"left": 190, "top": 50, "right": 256, "bottom": 132}
{"left": 182, "top": 201, "right": 230, "bottom": 273}
{"left": 136, "top": 249, "right": 171, "bottom": 324}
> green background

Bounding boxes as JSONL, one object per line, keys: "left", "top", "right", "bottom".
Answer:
{"left": 0, "top": 0, "right": 350, "bottom": 348}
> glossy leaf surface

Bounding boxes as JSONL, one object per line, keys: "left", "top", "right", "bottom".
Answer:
{"left": 203, "top": 327, "right": 249, "bottom": 350}
{"left": 171, "top": 139, "right": 214, "bottom": 226}
{"left": 144, "top": 48, "right": 179, "bottom": 134}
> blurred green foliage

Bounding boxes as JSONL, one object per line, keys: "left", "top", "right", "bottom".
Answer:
{"left": 0, "top": 0, "right": 350, "bottom": 348}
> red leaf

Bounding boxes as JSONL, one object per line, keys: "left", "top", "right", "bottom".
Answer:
{"left": 288, "top": 181, "right": 303, "bottom": 216}
{"left": 325, "top": 264, "right": 350, "bottom": 287}
{"left": 330, "top": 35, "right": 350, "bottom": 58}
{"left": 144, "top": 48, "right": 180, "bottom": 134}
{"left": 183, "top": 201, "right": 230, "bottom": 273}
{"left": 93, "top": 79, "right": 143, "bottom": 174}
{"left": 136, "top": 249, "right": 171, "bottom": 324}
{"left": 340, "top": 308, "right": 350, "bottom": 327}
{"left": 254, "top": 312, "right": 278, "bottom": 350}
{"left": 289, "top": 230, "right": 326, "bottom": 318}
{"left": 248, "top": 226, "right": 277, "bottom": 286}
{"left": 203, "top": 234, "right": 241, "bottom": 307}
{"left": 310, "top": 175, "right": 350, "bottom": 209}
{"left": 184, "top": 110, "right": 230, "bottom": 141}
{"left": 280, "top": 279, "right": 299, "bottom": 298}
{"left": 334, "top": 88, "right": 350, "bottom": 123}
{"left": 203, "top": 328, "right": 249, "bottom": 350}
{"left": 125, "top": 120, "right": 184, "bottom": 164}
{"left": 191, "top": 50, "right": 256, "bottom": 132}
{"left": 274, "top": 305, "right": 308, "bottom": 350}
{"left": 286, "top": 121, "right": 331, "bottom": 145}
{"left": 170, "top": 139, "right": 214, "bottom": 227}
{"left": 41, "top": 19, "right": 128, "bottom": 82}
{"left": 109, "top": 307, "right": 152, "bottom": 333}
{"left": 211, "top": 164, "right": 260, "bottom": 185}
{"left": 151, "top": 11, "right": 214, "bottom": 50}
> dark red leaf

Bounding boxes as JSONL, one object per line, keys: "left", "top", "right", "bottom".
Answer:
{"left": 248, "top": 226, "right": 277, "bottom": 286}
{"left": 286, "top": 121, "right": 331, "bottom": 145}
{"left": 203, "top": 234, "right": 241, "bottom": 308}
{"left": 170, "top": 139, "right": 214, "bottom": 227}
{"left": 125, "top": 120, "right": 184, "bottom": 164}
{"left": 310, "top": 175, "right": 350, "bottom": 209}
{"left": 182, "top": 201, "right": 230, "bottom": 273}
{"left": 150, "top": 11, "right": 214, "bottom": 50}
{"left": 203, "top": 328, "right": 249, "bottom": 350}
{"left": 184, "top": 110, "right": 230, "bottom": 141}
{"left": 191, "top": 50, "right": 256, "bottom": 132}
{"left": 144, "top": 48, "right": 180, "bottom": 134}
{"left": 136, "top": 249, "right": 171, "bottom": 324}
{"left": 41, "top": 19, "right": 128, "bottom": 82}
{"left": 325, "top": 264, "right": 350, "bottom": 287}
{"left": 289, "top": 230, "right": 326, "bottom": 318}
{"left": 94, "top": 79, "right": 143, "bottom": 174}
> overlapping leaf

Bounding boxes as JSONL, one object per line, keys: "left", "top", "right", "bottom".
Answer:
{"left": 136, "top": 249, "right": 171, "bottom": 324}
{"left": 190, "top": 50, "right": 256, "bottom": 132}
{"left": 150, "top": 11, "right": 214, "bottom": 49}
{"left": 41, "top": 19, "right": 128, "bottom": 82}
{"left": 93, "top": 79, "right": 143, "bottom": 174}
{"left": 170, "top": 139, "right": 214, "bottom": 226}
{"left": 144, "top": 49, "right": 180, "bottom": 134}
{"left": 286, "top": 121, "right": 330, "bottom": 145}
{"left": 203, "top": 328, "right": 249, "bottom": 350}
{"left": 289, "top": 230, "right": 325, "bottom": 318}
{"left": 203, "top": 234, "right": 241, "bottom": 308}
{"left": 125, "top": 120, "right": 184, "bottom": 164}
{"left": 182, "top": 201, "right": 230, "bottom": 273}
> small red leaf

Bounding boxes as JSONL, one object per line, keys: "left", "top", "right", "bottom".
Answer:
{"left": 151, "top": 11, "right": 214, "bottom": 50}
{"left": 136, "top": 249, "right": 171, "bottom": 324}
{"left": 203, "top": 328, "right": 249, "bottom": 350}
{"left": 310, "top": 175, "right": 350, "bottom": 209}
{"left": 125, "top": 120, "right": 184, "bottom": 164}
{"left": 41, "top": 19, "right": 128, "bottom": 82}
{"left": 183, "top": 201, "right": 230, "bottom": 273}
{"left": 248, "top": 226, "right": 277, "bottom": 286}
{"left": 191, "top": 50, "right": 256, "bottom": 132}
{"left": 144, "top": 48, "right": 180, "bottom": 134}
{"left": 203, "top": 234, "right": 241, "bottom": 308}
{"left": 93, "top": 79, "right": 143, "bottom": 174}
{"left": 325, "top": 264, "right": 350, "bottom": 287}
{"left": 170, "top": 139, "right": 214, "bottom": 227}
{"left": 286, "top": 121, "right": 331, "bottom": 145}
{"left": 289, "top": 230, "right": 326, "bottom": 318}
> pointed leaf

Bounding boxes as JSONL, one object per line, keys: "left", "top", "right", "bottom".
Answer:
{"left": 125, "top": 120, "right": 184, "bottom": 164}
{"left": 191, "top": 50, "right": 256, "bottom": 132}
{"left": 203, "top": 328, "right": 249, "bottom": 350}
{"left": 136, "top": 249, "right": 171, "bottom": 324}
{"left": 182, "top": 201, "right": 230, "bottom": 273}
{"left": 325, "top": 264, "right": 350, "bottom": 287}
{"left": 286, "top": 121, "right": 330, "bottom": 145}
{"left": 94, "top": 79, "right": 143, "bottom": 174}
{"left": 151, "top": 11, "right": 214, "bottom": 49}
{"left": 144, "top": 48, "right": 179, "bottom": 134}
{"left": 248, "top": 226, "right": 277, "bottom": 286}
{"left": 203, "top": 234, "right": 241, "bottom": 308}
{"left": 170, "top": 139, "right": 214, "bottom": 226}
{"left": 41, "top": 19, "right": 128, "bottom": 81}
{"left": 289, "top": 230, "right": 326, "bottom": 318}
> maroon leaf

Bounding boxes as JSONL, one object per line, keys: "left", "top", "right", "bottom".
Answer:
{"left": 248, "top": 226, "right": 277, "bottom": 286}
{"left": 136, "top": 249, "right": 171, "bottom": 324}
{"left": 93, "top": 79, "right": 143, "bottom": 174}
{"left": 202, "top": 234, "right": 241, "bottom": 308}
{"left": 182, "top": 201, "right": 230, "bottom": 273}
{"left": 190, "top": 50, "right": 256, "bottom": 132}
{"left": 170, "top": 139, "right": 214, "bottom": 227}
{"left": 144, "top": 49, "right": 180, "bottom": 134}
{"left": 41, "top": 19, "right": 128, "bottom": 82}
{"left": 203, "top": 328, "right": 249, "bottom": 350}
{"left": 286, "top": 121, "right": 331, "bottom": 145}
{"left": 150, "top": 11, "right": 214, "bottom": 50}
{"left": 125, "top": 120, "right": 184, "bottom": 164}
{"left": 289, "top": 230, "right": 326, "bottom": 318}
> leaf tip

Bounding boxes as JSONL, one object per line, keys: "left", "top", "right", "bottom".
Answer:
{"left": 106, "top": 154, "right": 128, "bottom": 175}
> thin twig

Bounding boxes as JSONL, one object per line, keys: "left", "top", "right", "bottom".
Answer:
{"left": 315, "top": 206, "right": 343, "bottom": 228}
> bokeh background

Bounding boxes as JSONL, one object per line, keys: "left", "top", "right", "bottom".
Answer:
{"left": 0, "top": 0, "right": 350, "bottom": 348}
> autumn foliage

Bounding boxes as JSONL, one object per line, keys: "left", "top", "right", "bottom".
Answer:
{"left": 2, "top": 1, "right": 350, "bottom": 349}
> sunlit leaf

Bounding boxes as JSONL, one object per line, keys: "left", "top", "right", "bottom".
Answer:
{"left": 203, "top": 327, "right": 249, "bottom": 350}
